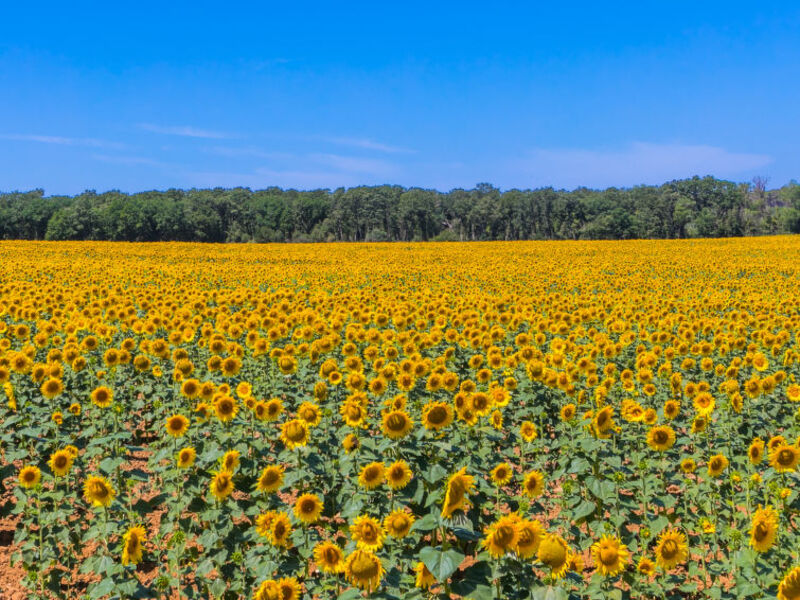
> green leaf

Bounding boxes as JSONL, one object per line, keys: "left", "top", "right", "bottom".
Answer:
{"left": 413, "top": 514, "right": 439, "bottom": 532}
{"left": 419, "top": 546, "right": 464, "bottom": 582}
{"left": 572, "top": 499, "right": 595, "bottom": 521}
{"left": 531, "top": 586, "right": 568, "bottom": 600}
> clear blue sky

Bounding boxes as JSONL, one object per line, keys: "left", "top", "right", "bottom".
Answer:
{"left": 1, "top": 1, "right": 799, "bottom": 195}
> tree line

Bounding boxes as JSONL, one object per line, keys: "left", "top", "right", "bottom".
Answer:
{"left": 1, "top": 176, "right": 799, "bottom": 243}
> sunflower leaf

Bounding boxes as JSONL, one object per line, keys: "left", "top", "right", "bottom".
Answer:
{"left": 419, "top": 546, "right": 464, "bottom": 582}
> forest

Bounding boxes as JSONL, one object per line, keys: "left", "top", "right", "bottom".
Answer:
{"left": 1, "top": 176, "right": 799, "bottom": 243}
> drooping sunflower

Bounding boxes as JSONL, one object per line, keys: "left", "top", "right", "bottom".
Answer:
{"left": 591, "top": 534, "right": 630, "bottom": 576}
{"left": 48, "top": 449, "right": 73, "bottom": 477}
{"left": 314, "top": 541, "right": 345, "bottom": 574}
{"left": 294, "top": 493, "right": 323, "bottom": 525}
{"left": 537, "top": 533, "right": 570, "bottom": 579}
{"left": 176, "top": 447, "right": 196, "bottom": 469}
{"left": 749, "top": 438, "right": 765, "bottom": 465}
{"left": 482, "top": 514, "right": 520, "bottom": 558}
{"left": 770, "top": 444, "right": 800, "bottom": 473}
{"left": 18, "top": 465, "right": 41, "bottom": 489}
{"left": 382, "top": 409, "right": 414, "bottom": 440}
{"left": 350, "top": 515, "right": 386, "bottom": 551}
{"left": 750, "top": 505, "right": 779, "bottom": 552}
{"left": 165, "top": 414, "right": 190, "bottom": 437}
{"left": 778, "top": 565, "right": 800, "bottom": 600}
{"left": 421, "top": 401, "right": 454, "bottom": 430}
{"left": 121, "top": 525, "right": 146, "bottom": 566}
{"left": 441, "top": 467, "right": 475, "bottom": 518}
{"left": 83, "top": 475, "right": 116, "bottom": 507}
{"left": 385, "top": 460, "right": 413, "bottom": 490}
{"left": 210, "top": 471, "right": 235, "bottom": 502}
{"left": 358, "top": 462, "right": 385, "bottom": 490}
{"left": 256, "top": 465, "right": 285, "bottom": 494}
{"left": 646, "top": 425, "right": 676, "bottom": 452}
{"left": 514, "top": 517, "right": 545, "bottom": 559}
{"left": 344, "top": 549, "right": 384, "bottom": 592}
{"left": 414, "top": 561, "right": 436, "bottom": 588}
{"left": 707, "top": 454, "right": 729, "bottom": 477}
{"left": 522, "top": 470, "right": 545, "bottom": 499}
{"left": 220, "top": 449, "right": 241, "bottom": 473}
{"left": 490, "top": 462, "right": 513, "bottom": 487}
{"left": 654, "top": 528, "right": 688, "bottom": 569}
{"left": 384, "top": 509, "right": 415, "bottom": 539}
{"left": 90, "top": 385, "right": 113, "bottom": 408}
{"left": 214, "top": 395, "right": 238, "bottom": 423}
{"left": 280, "top": 419, "right": 310, "bottom": 449}
{"left": 268, "top": 512, "right": 293, "bottom": 548}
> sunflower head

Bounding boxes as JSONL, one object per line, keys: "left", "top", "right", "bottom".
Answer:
{"left": 382, "top": 409, "right": 414, "bottom": 440}
{"left": 209, "top": 471, "right": 234, "bottom": 502}
{"left": 490, "top": 462, "right": 514, "bottom": 487}
{"left": 19, "top": 465, "right": 41, "bottom": 489}
{"left": 344, "top": 550, "right": 384, "bottom": 592}
{"left": 314, "top": 541, "right": 344, "bottom": 574}
{"left": 165, "top": 414, "right": 190, "bottom": 437}
{"left": 350, "top": 515, "right": 385, "bottom": 551}
{"left": 280, "top": 419, "right": 310, "bottom": 449}
{"left": 385, "top": 460, "right": 413, "bottom": 490}
{"left": 294, "top": 493, "right": 323, "bottom": 525}
{"left": 441, "top": 467, "right": 475, "bottom": 518}
{"left": 537, "top": 533, "right": 570, "bottom": 579}
{"left": 591, "top": 534, "right": 629, "bottom": 577}
{"left": 176, "top": 447, "right": 196, "bottom": 468}
{"left": 384, "top": 509, "right": 415, "bottom": 539}
{"left": 83, "top": 475, "right": 116, "bottom": 507}
{"left": 654, "top": 528, "right": 688, "bottom": 570}
{"left": 750, "top": 505, "right": 779, "bottom": 553}
{"left": 358, "top": 462, "right": 385, "bottom": 490}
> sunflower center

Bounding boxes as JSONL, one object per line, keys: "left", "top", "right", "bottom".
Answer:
{"left": 599, "top": 546, "right": 618, "bottom": 565}
{"left": 386, "top": 414, "right": 407, "bottom": 431}
{"left": 285, "top": 422, "right": 305, "bottom": 441}
{"left": 92, "top": 482, "right": 109, "bottom": 498}
{"left": 495, "top": 525, "right": 515, "bottom": 547}
{"left": 350, "top": 553, "right": 379, "bottom": 578}
{"left": 779, "top": 449, "right": 795, "bottom": 465}
{"left": 661, "top": 539, "right": 678, "bottom": 559}
{"left": 428, "top": 406, "right": 447, "bottom": 424}
{"left": 754, "top": 522, "right": 769, "bottom": 541}
{"left": 54, "top": 455, "right": 68, "bottom": 468}
{"left": 361, "top": 523, "right": 379, "bottom": 542}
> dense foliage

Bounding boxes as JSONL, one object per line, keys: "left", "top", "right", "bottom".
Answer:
{"left": 2, "top": 177, "right": 799, "bottom": 243}
{"left": 2, "top": 238, "right": 800, "bottom": 599}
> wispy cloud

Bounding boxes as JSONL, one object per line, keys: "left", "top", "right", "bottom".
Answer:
{"left": 512, "top": 142, "right": 773, "bottom": 189}
{"left": 138, "top": 123, "right": 235, "bottom": 139}
{"left": 204, "top": 146, "right": 295, "bottom": 160}
{"left": 318, "top": 136, "right": 413, "bottom": 154}
{"left": 0, "top": 133, "right": 125, "bottom": 149}
{"left": 311, "top": 153, "right": 396, "bottom": 175}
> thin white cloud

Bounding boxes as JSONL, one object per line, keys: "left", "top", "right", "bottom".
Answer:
{"left": 513, "top": 142, "right": 773, "bottom": 189}
{"left": 138, "top": 123, "right": 235, "bottom": 139}
{"left": 319, "top": 136, "right": 413, "bottom": 154}
{"left": 0, "top": 133, "right": 125, "bottom": 149}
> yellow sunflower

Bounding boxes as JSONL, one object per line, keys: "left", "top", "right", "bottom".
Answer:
{"left": 165, "top": 414, "right": 190, "bottom": 437}
{"left": 637, "top": 556, "right": 656, "bottom": 577}
{"left": 441, "top": 467, "right": 475, "bottom": 518}
{"left": 294, "top": 493, "right": 323, "bottom": 525}
{"left": 350, "top": 515, "right": 385, "bottom": 551}
{"left": 522, "top": 470, "right": 545, "bottom": 499}
{"left": 121, "top": 525, "right": 146, "bottom": 566}
{"left": 654, "top": 528, "right": 688, "bottom": 570}
{"left": 176, "top": 447, "right": 196, "bottom": 468}
{"left": 482, "top": 514, "right": 520, "bottom": 558}
{"left": 382, "top": 409, "right": 414, "bottom": 440}
{"left": 592, "top": 534, "right": 629, "bottom": 576}
{"left": 90, "top": 385, "right": 113, "bottom": 408}
{"left": 707, "top": 454, "right": 729, "bottom": 477}
{"left": 314, "top": 541, "right": 345, "bottom": 574}
{"left": 48, "top": 449, "right": 73, "bottom": 477}
{"left": 770, "top": 444, "right": 800, "bottom": 473}
{"left": 778, "top": 565, "right": 800, "bottom": 600}
{"left": 344, "top": 549, "right": 384, "bottom": 592}
{"left": 220, "top": 449, "right": 240, "bottom": 473}
{"left": 214, "top": 395, "right": 238, "bottom": 423}
{"left": 384, "top": 509, "right": 415, "bottom": 539}
{"left": 358, "top": 462, "right": 385, "bottom": 490}
{"left": 750, "top": 505, "right": 779, "bottom": 552}
{"left": 280, "top": 419, "right": 310, "bottom": 449}
{"left": 537, "top": 533, "right": 570, "bottom": 579}
{"left": 414, "top": 561, "right": 436, "bottom": 588}
{"left": 83, "top": 475, "right": 116, "bottom": 507}
{"left": 268, "top": 512, "right": 293, "bottom": 548}
{"left": 256, "top": 465, "right": 285, "bottom": 493}
{"left": 646, "top": 425, "right": 676, "bottom": 452}
{"left": 385, "top": 460, "right": 413, "bottom": 490}
{"left": 749, "top": 438, "right": 765, "bottom": 465}
{"left": 276, "top": 577, "right": 301, "bottom": 600}
{"left": 210, "top": 471, "right": 235, "bottom": 502}
{"left": 18, "top": 465, "right": 41, "bottom": 489}
{"left": 514, "top": 517, "right": 545, "bottom": 559}
{"left": 421, "top": 401, "right": 454, "bottom": 430}
{"left": 490, "top": 462, "right": 513, "bottom": 487}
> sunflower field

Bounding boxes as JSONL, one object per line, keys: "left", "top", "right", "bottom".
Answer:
{"left": 2, "top": 238, "right": 800, "bottom": 600}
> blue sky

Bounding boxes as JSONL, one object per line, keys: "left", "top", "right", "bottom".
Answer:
{"left": 1, "top": 1, "right": 798, "bottom": 195}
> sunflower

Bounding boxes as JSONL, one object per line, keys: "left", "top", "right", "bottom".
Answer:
{"left": 646, "top": 425, "right": 676, "bottom": 452}
{"left": 414, "top": 561, "right": 436, "bottom": 588}
{"left": 382, "top": 409, "right": 414, "bottom": 440}
{"left": 176, "top": 447, "right": 196, "bottom": 468}
{"left": 264, "top": 398, "right": 283, "bottom": 421}
{"left": 48, "top": 449, "right": 73, "bottom": 477}
{"left": 770, "top": 444, "right": 800, "bottom": 473}
{"left": 537, "top": 533, "right": 570, "bottom": 579}
{"left": 18, "top": 465, "right": 41, "bottom": 489}
{"left": 350, "top": 515, "right": 385, "bottom": 551}
{"left": 165, "top": 414, "right": 190, "bottom": 437}
{"left": 210, "top": 471, "right": 235, "bottom": 502}
{"left": 592, "top": 534, "right": 629, "bottom": 576}
{"left": 482, "top": 514, "right": 520, "bottom": 558}
{"left": 68, "top": 402, "right": 81, "bottom": 415}
{"left": 255, "top": 511, "right": 278, "bottom": 538}
{"left": 519, "top": 420, "right": 538, "bottom": 442}
{"left": 40, "top": 377, "right": 63, "bottom": 399}
{"left": 749, "top": 438, "right": 765, "bottom": 465}
{"left": 778, "top": 565, "right": 800, "bottom": 600}
{"left": 256, "top": 465, "right": 285, "bottom": 493}
{"left": 280, "top": 419, "right": 310, "bottom": 449}
{"left": 386, "top": 460, "right": 413, "bottom": 490}
{"left": 214, "top": 395, "right": 238, "bottom": 423}
{"left": 294, "top": 493, "right": 323, "bottom": 525}
{"left": 90, "top": 386, "right": 113, "bottom": 408}
{"left": 522, "top": 470, "right": 545, "bottom": 499}
{"left": 121, "top": 525, "right": 146, "bottom": 566}
{"left": 253, "top": 580, "right": 280, "bottom": 600}
{"left": 384, "top": 509, "right": 415, "bottom": 539}
{"left": 194, "top": 402, "right": 212, "bottom": 422}
{"left": 297, "top": 401, "right": 321, "bottom": 427}
{"left": 515, "top": 517, "right": 545, "bottom": 559}
{"left": 680, "top": 458, "right": 697, "bottom": 474}
{"left": 268, "top": 512, "right": 293, "bottom": 548}
{"left": 421, "top": 401, "right": 454, "bottom": 430}
{"left": 180, "top": 378, "right": 201, "bottom": 399}
{"left": 358, "top": 462, "right": 385, "bottom": 490}
{"left": 490, "top": 462, "right": 513, "bottom": 486}
{"left": 276, "top": 577, "right": 301, "bottom": 600}
{"left": 654, "top": 528, "right": 688, "bottom": 569}
{"left": 343, "top": 433, "right": 360, "bottom": 453}
{"left": 441, "top": 467, "right": 475, "bottom": 518}
{"left": 637, "top": 556, "right": 656, "bottom": 577}
{"left": 344, "top": 550, "right": 384, "bottom": 592}
{"left": 591, "top": 406, "right": 616, "bottom": 438}
{"left": 83, "top": 475, "right": 116, "bottom": 507}
{"left": 663, "top": 399, "right": 680, "bottom": 420}
{"left": 707, "top": 454, "right": 729, "bottom": 477}
{"left": 314, "top": 541, "right": 345, "bottom": 574}
{"left": 750, "top": 505, "right": 779, "bottom": 552}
